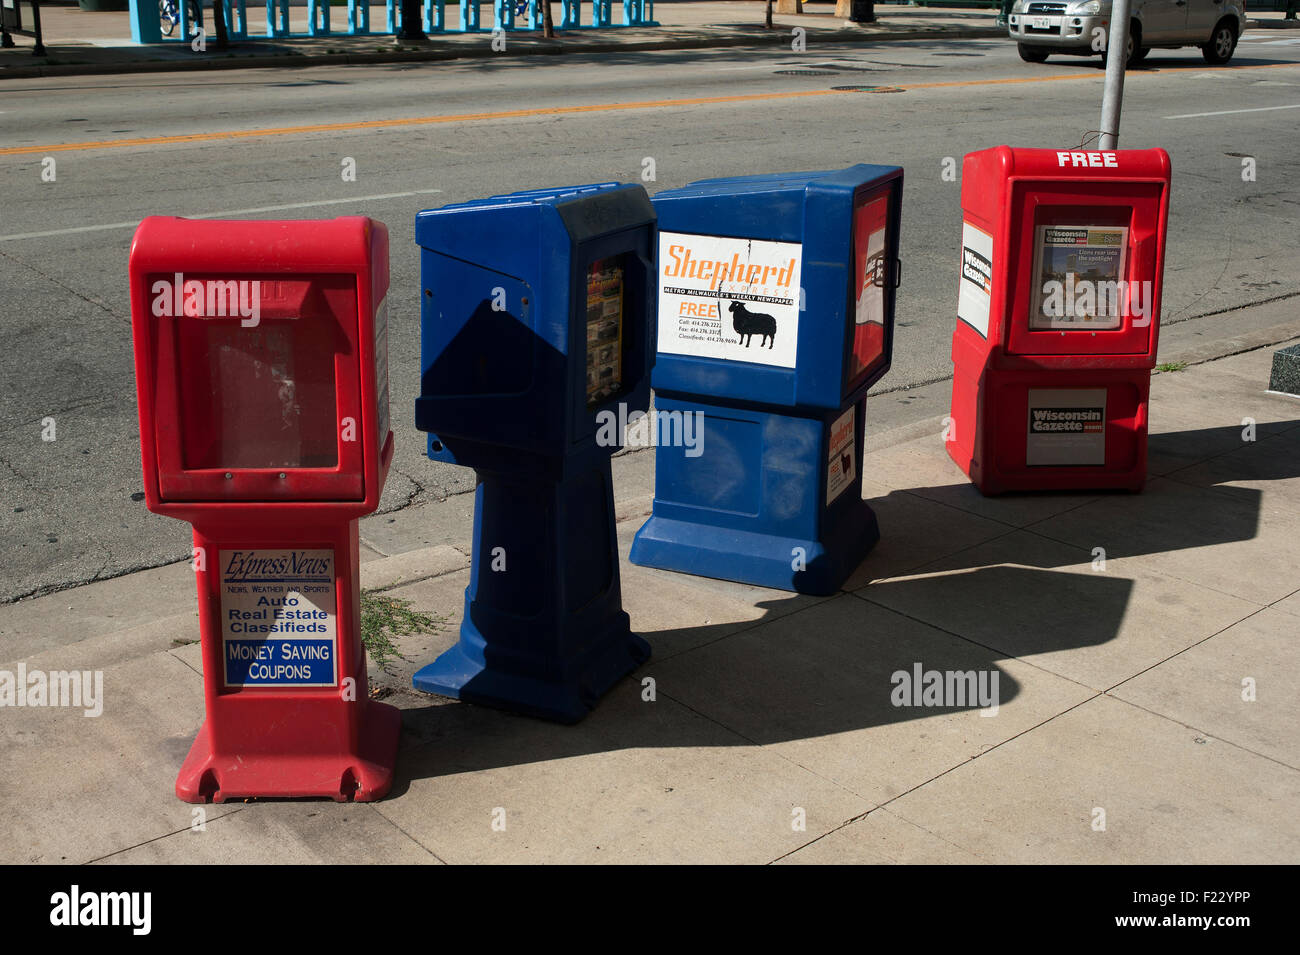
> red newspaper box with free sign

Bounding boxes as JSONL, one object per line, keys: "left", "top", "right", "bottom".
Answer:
{"left": 129, "top": 215, "right": 400, "bottom": 803}
{"left": 946, "top": 146, "right": 1171, "bottom": 494}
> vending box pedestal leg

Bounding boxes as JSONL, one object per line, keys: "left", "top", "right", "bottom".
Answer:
{"left": 178, "top": 518, "right": 401, "bottom": 803}
{"left": 413, "top": 451, "right": 650, "bottom": 724}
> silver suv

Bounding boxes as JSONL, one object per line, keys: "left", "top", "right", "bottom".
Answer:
{"left": 1008, "top": 0, "right": 1247, "bottom": 66}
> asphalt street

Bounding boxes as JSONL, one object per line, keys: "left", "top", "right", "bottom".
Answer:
{"left": 2, "top": 31, "right": 1299, "bottom": 601}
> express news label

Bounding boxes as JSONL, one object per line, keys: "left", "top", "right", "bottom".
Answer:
{"left": 220, "top": 549, "right": 338, "bottom": 688}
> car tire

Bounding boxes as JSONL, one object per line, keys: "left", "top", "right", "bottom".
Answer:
{"left": 1202, "top": 19, "right": 1238, "bottom": 64}
{"left": 1018, "top": 43, "right": 1049, "bottom": 63}
{"left": 1101, "top": 23, "right": 1142, "bottom": 69}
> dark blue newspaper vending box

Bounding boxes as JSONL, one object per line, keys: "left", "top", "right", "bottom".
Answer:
{"left": 630, "top": 166, "right": 903, "bottom": 595}
{"left": 413, "top": 183, "right": 656, "bottom": 723}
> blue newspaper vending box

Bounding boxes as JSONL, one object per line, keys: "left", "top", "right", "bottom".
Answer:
{"left": 630, "top": 166, "right": 903, "bottom": 595}
{"left": 413, "top": 183, "right": 655, "bottom": 723}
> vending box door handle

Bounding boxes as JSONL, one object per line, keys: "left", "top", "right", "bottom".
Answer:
{"left": 894, "top": 257, "right": 903, "bottom": 289}
{"left": 1131, "top": 234, "right": 1157, "bottom": 330}
{"left": 1134, "top": 234, "right": 1155, "bottom": 286}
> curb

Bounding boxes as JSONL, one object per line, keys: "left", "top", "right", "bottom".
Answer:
{"left": 862, "top": 313, "right": 1300, "bottom": 455}
{"left": 0, "top": 26, "right": 1004, "bottom": 79}
{"left": 1155, "top": 318, "right": 1300, "bottom": 373}
{"left": 1247, "top": 17, "right": 1300, "bottom": 29}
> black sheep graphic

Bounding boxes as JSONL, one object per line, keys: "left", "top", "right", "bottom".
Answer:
{"left": 729, "top": 300, "right": 777, "bottom": 349}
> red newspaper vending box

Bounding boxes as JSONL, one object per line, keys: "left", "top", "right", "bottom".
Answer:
{"left": 129, "top": 216, "right": 400, "bottom": 803}
{"left": 947, "top": 146, "right": 1171, "bottom": 494}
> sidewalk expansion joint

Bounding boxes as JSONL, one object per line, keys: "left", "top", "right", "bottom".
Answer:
{"left": 1098, "top": 689, "right": 1300, "bottom": 775}
{"left": 765, "top": 805, "right": 877, "bottom": 864}
{"left": 646, "top": 593, "right": 837, "bottom": 666}
{"left": 367, "top": 803, "right": 450, "bottom": 864}
{"left": 656, "top": 686, "right": 869, "bottom": 802}
{"left": 84, "top": 806, "right": 248, "bottom": 864}
{"left": 846, "top": 584, "right": 1105, "bottom": 699}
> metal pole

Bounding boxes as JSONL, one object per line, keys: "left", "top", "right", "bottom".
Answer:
{"left": 1098, "top": 0, "right": 1132, "bottom": 150}
{"left": 397, "top": 0, "right": 426, "bottom": 40}
{"left": 850, "top": 0, "right": 875, "bottom": 22}
{"left": 30, "top": 0, "right": 45, "bottom": 57}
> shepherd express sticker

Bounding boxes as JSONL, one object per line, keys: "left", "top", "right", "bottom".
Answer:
{"left": 658, "top": 231, "right": 802, "bottom": 369}
{"left": 826, "top": 406, "right": 857, "bottom": 505}
{"left": 220, "top": 549, "right": 337, "bottom": 687}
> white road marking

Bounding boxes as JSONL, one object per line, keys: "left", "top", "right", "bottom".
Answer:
{"left": 0, "top": 189, "right": 443, "bottom": 242}
{"left": 1164, "top": 103, "right": 1300, "bottom": 118}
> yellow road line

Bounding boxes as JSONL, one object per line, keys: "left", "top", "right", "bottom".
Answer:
{"left": 3, "top": 60, "right": 1296, "bottom": 157}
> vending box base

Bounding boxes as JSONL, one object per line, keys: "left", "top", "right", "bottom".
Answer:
{"left": 947, "top": 361, "right": 1151, "bottom": 495}
{"left": 630, "top": 510, "right": 880, "bottom": 597}
{"left": 631, "top": 396, "right": 878, "bottom": 596}
{"left": 175, "top": 700, "right": 401, "bottom": 804}
{"left": 412, "top": 608, "right": 650, "bottom": 725}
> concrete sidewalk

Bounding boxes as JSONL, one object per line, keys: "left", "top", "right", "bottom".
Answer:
{"left": 2, "top": 310, "right": 1298, "bottom": 863}
{"left": 1, "top": 2, "right": 1009, "bottom": 78}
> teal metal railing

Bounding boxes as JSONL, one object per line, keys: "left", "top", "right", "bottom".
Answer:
{"left": 130, "top": 0, "right": 656, "bottom": 43}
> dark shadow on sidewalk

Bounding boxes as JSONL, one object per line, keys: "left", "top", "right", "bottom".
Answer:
{"left": 384, "top": 562, "right": 1130, "bottom": 794}
{"left": 379, "top": 421, "right": 1297, "bottom": 793}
